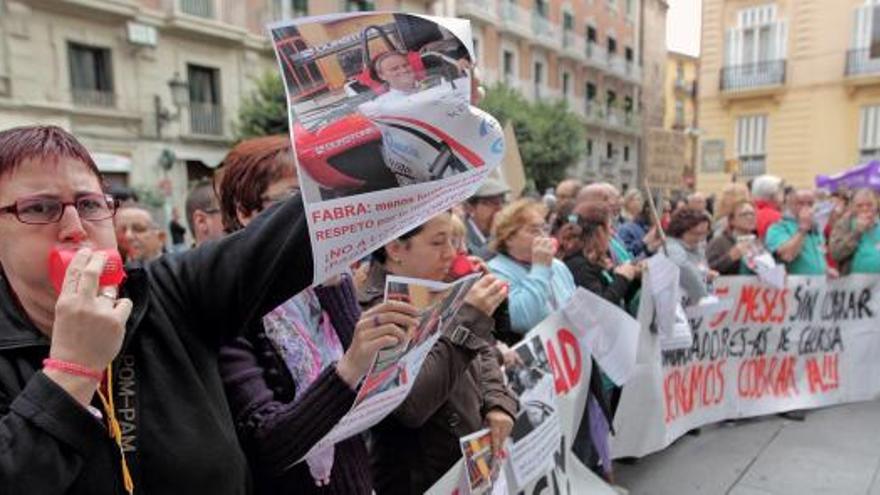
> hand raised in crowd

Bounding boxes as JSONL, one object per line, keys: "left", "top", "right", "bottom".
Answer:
{"left": 47, "top": 248, "right": 133, "bottom": 405}
{"left": 797, "top": 206, "right": 814, "bottom": 232}
{"left": 484, "top": 407, "right": 514, "bottom": 458}
{"left": 336, "top": 301, "right": 417, "bottom": 389}
{"left": 614, "top": 262, "right": 640, "bottom": 281}
{"left": 644, "top": 226, "right": 664, "bottom": 252}
{"left": 531, "top": 237, "right": 557, "bottom": 267}
{"left": 464, "top": 274, "right": 508, "bottom": 317}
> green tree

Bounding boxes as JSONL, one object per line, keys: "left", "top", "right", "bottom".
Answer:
{"left": 480, "top": 83, "right": 585, "bottom": 191}
{"left": 236, "top": 71, "right": 288, "bottom": 139}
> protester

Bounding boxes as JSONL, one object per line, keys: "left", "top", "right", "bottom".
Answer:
{"left": 114, "top": 203, "right": 166, "bottom": 262}
{"left": 707, "top": 200, "right": 761, "bottom": 275}
{"left": 621, "top": 189, "right": 644, "bottom": 223}
{"left": 363, "top": 212, "right": 517, "bottom": 494}
{"left": 751, "top": 174, "right": 784, "bottom": 239}
{"left": 487, "top": 199, "right": 577, "bottom": 334}
{"left": 577, "top": 183, "right": 632, "bottom": 263}
{"left": 565, "top": 203, "right": 640, "bottom": 307}
{"left": 765, "top": 189, "right": 833, "bottom": 276}
{"left": 0, "top": 125, "right": 314, "bottom": 493}
{"left": 686, "top": 192, "right": 708, "bottom": 213}
{"left": 555, "top": 178, "right": 583, "bottom": 203}
{"left": 463, "top": 178, "right": 509, "bottom": 259}
{"left": 618, "top": 199, "right": 663, "bottom": 260}
{"left": 215, "top": 135, "right": 413, "bottom": 494}
{"left": 830, "top": 188, "right": 880, "bottom": 274}
{"left": 168, "top": 207, "right": 187, "bottom": 252}
{"left": 712, "top": 182, "right": 750, "bottom": 238}
{"left": 665, "top": 208, "right": 716, "bottom": 306}
{"left": 185, "top": 178, "right": 225, "bottom": 247}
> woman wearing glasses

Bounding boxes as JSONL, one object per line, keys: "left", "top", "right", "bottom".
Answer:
{"left": 215, "top": 136, "right": 414, "bottom": 494}
{"left": 487, "top": 198, "right": 576, "bottom": 338}
{"left": 0, "top": 126, "right": 314, "bottom": 494}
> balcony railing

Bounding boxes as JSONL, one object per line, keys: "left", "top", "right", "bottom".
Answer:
{"left": 846, "top": 48, "right": 880, "bottom": 77}
{"left": 720, "top": 60, "right": 786, "bottom": 91}
{"left": 457, "top": 0, "right": 498, "bottom": 22}
{"left": 498, "top": 2, "right": 532, "bottom": 38}
{"left": 72, "top": 88, "right": 116, "bottom": 108}
{"left": 586, "top": 42, "right": 607, "bottom": 67}
{"left": 189, "top": 102, "right": 224, "bottom": 135}
{"left": 179, "top": 0, "right": 214, "bottom": 18}
{"left": 738, "top": 156, "right": 766, "bottom": 177}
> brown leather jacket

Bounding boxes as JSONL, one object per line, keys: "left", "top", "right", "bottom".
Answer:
{"left": 359, "top": 264, "right": 518, "bottom": 494}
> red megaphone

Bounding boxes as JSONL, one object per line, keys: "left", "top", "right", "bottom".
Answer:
{"left": 49, "top": 248, "right": 126, "bottom": 294}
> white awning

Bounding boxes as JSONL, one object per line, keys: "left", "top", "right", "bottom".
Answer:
{"left": 172, "top": 148, "right": 227, "bottom": 169}
{"left": 91, "top": 153, "right": 132, "bottom": 174}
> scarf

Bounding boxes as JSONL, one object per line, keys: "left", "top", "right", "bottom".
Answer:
{"left": 262, "top": 288, "right": 344, "bottom": 486}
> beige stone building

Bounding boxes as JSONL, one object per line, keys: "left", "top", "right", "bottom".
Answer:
{"left": 698, "top": 0, "right": 880, "bottom": 193}
{"left": 457, "top": 0, "right": 645, "bottom": 188}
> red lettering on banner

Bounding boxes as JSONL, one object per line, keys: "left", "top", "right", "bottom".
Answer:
{"left": 545, "top": 340, "right": 570, "bottom": 395}
{"left": 733, "top": 286, "right": 788, "bottom": 325}
{"left": 709, "top": 286, "right": 731, "bottom": 328}
{"left": 558, "top": 328, "right": 582, "bottom": 391}
{"left": 806, "top": 353, "right": 839, "bottom": 394}
{"left": 663, "top": 360, "right": 726, "bottom": 423}
{"left": 311, "top": 203, "right": 370, "bottom": 223}
{"left": 545, "top": 328, "right": 583, "bottom": 396}
{"left": 737, "top": 356, "right": 798, "bottom": 399}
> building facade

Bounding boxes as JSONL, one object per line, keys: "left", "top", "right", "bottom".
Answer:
{"left": 654, "top": 49, "right": 698, "bottom": 190}
{"left": 0, "top": 0, "right": 418, "bottom": 223}
{"left": 457, "top": 0, "right": 644, "bottom": 189}
{"left": 699, "top": 0, "right": 880, "bottom": 193}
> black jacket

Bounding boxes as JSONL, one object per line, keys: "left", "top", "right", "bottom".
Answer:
{"left": 564, "top": 253, "right": 637, "bottom": 308}
{"left": 0, "top": 196, "right": 312, "bottom": 495}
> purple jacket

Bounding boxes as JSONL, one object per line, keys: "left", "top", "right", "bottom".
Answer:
{"left": 219, "top": 277, "right": 371, "bottom": 495}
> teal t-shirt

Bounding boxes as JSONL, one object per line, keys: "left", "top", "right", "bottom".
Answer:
{"left": 851, "top": 222, "right": 880, "bottom": 274}
{"left": 765, "top": 218, "right": 827, "bottom": 275}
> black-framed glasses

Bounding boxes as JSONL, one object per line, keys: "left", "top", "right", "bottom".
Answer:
{"left": 0, "top": 193, "right": 118, "bottom": 225}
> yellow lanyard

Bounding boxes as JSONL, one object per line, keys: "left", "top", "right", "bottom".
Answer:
{"left": 96, "top": 363, "right": 135, "bottom": 495}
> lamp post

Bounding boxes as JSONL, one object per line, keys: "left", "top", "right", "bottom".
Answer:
{"left": 155, "top": 72, "right": 190, "bottom": 138}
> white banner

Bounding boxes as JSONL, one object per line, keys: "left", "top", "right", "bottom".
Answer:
{"left": 270, "top": 13, "right": 504, "bottom": 283}
{"left": 613, "top": 274, "right": 880, "bottom": 458}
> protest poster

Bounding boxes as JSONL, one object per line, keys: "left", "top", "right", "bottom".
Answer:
{"left": 269, "top": 13, "right": 505, "bottom": 283}
{"left": 504, "top": 337, "right": 561, "bottom": 488}
{"left": 299, "top": 274, "right": 478, "bottom": 462}
{"left": 428, "top": 291, "right": 621, "bottom": 494}
{"left": 460, "top": 428, "right": 505, "bottom": 495}
{"left": 613, "top": 274, "right": 880, "bottom": 459}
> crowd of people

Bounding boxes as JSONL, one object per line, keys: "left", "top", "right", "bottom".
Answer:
{"left": 1, "top": 121, "right": 879, "bottom": 495}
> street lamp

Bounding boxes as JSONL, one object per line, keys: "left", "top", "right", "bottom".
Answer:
{"left": 154, "top": 72, "right": 190, "bottom": 138}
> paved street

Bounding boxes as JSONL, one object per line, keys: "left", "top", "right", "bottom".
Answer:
{"left": 615, "top": 400, "right": 880, "bottom": 495}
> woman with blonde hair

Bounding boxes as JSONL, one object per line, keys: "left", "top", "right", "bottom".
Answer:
{"left": 487, "top": 199, "right": 576, "bottom": 336}
{"left": 713, "top": 182, "right": 751, "bottom": 238}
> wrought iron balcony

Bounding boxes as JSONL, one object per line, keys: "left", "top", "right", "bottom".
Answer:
{"left": 720, "top": 60, "right": 786, "bottom": 91}
{"left": 846, "top": 48, "right": 880, "bottom": 77}
{"left": 189, "top": 102, "right": 224, "bottom": 135}
{"left": 72, "top": 88, "right": 116, "bottom": 108}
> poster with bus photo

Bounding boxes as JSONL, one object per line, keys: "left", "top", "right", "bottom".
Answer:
{"left": 269, "top": 12, "right": 504, "bottom": 283}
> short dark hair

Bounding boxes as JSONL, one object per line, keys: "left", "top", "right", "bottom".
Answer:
{"left": 0, "top": 125, "right": 102, "bottom": 184}
{"left": 667, "top": 207, "right": 711, "bottom": 238}
{"left": 185, "top": 179, "right": 218, "bottom": 235}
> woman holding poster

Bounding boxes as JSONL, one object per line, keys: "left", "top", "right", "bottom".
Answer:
{"left": 216, "top": 136, "right": 418, "bottom": 494}
{"left": 360, "top": 212, "right": 518, "bottom": 494}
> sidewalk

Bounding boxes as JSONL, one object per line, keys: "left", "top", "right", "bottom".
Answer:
{"left": 614, "top": 399, "right": 880, "bottom": 495}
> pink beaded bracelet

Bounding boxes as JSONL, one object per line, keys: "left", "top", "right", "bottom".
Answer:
{"left": 43, "top": 358, "right": 104, "bottom": 382}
